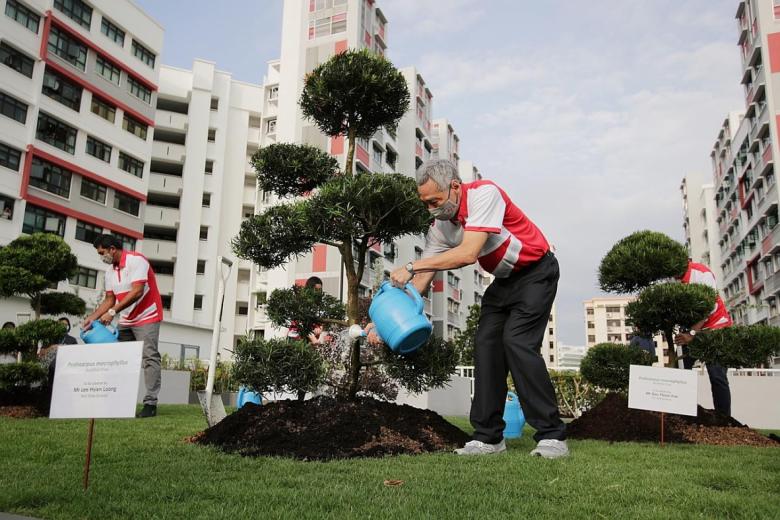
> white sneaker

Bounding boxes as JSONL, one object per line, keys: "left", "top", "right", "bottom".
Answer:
{"left": 529, "top": 439, "right": 569, "bottom": 459}
{"left": 454, "top": 439, "right": 507, "bottom": 455}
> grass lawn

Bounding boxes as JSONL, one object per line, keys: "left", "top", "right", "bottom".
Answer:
{"left": 1, "top": 405, "right": 778, "bottom": 520}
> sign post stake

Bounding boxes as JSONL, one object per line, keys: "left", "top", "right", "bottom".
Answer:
{"left": 83, "top": 418, "right": 95, "bottom": 490}
{"left": 660, "top": 412, "right": 665, "bottom": 447}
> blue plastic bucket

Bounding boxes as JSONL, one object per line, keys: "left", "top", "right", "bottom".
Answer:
{"left": 503, "top": 391, "right": 526, "bottom": 439}
{"left": 369, "top": 282, "right": 432, "bottom": 354}
{"left": 237, "top": 386, "right": 262, "bottom": 408}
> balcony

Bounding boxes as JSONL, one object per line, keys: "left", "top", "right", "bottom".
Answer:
{"left": 447, "top": 311, "right": 459, "bottom": 323}
{"left": 152, "top": 141, "right": 186, "bottom": 163}
{"left": 242, "top": 185, "right": 256, "bottom": 206}
{"left": 154, "top": 110, "right": 188, "bottom": 132}
{"left": 762, "top": 223, "right": 780, "bottom": 255}
{"left": 141, "top": 239, "right": 178, "bottom": 260}
{"left": 147, "top": 174, "right": 183, "bottom": 196}
{"left": 763, "top": 271, "right": 780, "bottom": 298}
{"left": 144, "top": 205, "right": 180, "bottom": 228}
{"left": 156, "top": 273, "right": 174, "bottom": 294}
{"left": 247, "top": 127, "right": 261, "bottom": 146}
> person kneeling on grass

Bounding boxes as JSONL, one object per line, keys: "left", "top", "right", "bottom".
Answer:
{"left": 367, "top": 159, "right": 568, "bottom": 459}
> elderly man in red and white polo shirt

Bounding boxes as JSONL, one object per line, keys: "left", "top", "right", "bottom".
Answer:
{"left": 83, "top": 234, "right": 163, "bottom": 418}
{"left": 674, "top": 260, "right": 733, "bottom": 416}
{"left": 385, "top": 159, "right": 567, "bottom": 458}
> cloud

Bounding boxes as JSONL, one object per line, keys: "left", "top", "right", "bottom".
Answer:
{"left": 387, "top": 0, "right": 486, "bottom": 35}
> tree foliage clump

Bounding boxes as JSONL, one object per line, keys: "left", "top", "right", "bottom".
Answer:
{"left": 579, "top": 343, "right": 654, "bottom": 393}
{"left": 626, "top": 283, "right": 716, "bottom": 339}
{"left": 252, "top": 143, "right": 339, "bottom": 198}
{"left": 266, "top": 286, "right": 345, "bottom": 339}
{"left": 598, "top": 230, "right": 688, "bottom": 294}
{"left": 689, "top": 325, "right": 780, "bottom": 368}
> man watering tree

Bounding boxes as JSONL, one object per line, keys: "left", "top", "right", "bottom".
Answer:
{"left": 370, "top": 159, "right": 568, "bottom": 458}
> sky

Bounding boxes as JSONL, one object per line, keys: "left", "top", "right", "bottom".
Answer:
{"left": 135, "top": 0, "right": 745, "bottom": 344}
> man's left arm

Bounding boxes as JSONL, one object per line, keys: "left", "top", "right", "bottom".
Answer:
{"left": 98, "top": 283, "right": 145, "bottom": 324}
{"left": 390, "top": 231, "right": 488, "bottom": 286}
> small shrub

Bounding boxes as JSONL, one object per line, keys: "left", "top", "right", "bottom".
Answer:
{"left": 689, "top": 325, "right": 780, "bottom": 368}
{"left": 0, "top": 362, "right": 47, "bottom": 406}
{"left": 382, "top": 336, "right": 459, "bottom": 394}
{"left": 233, "top": 338, "right": 326, "bottom": 399}
{"left": 580, "top": 343, "right": 654, "bottom": 393}
{"left": 14, "top": 319, "right": 66, "bottom": 360}
{"left": 548, "top": 369, "right": 606, "bottom": 418}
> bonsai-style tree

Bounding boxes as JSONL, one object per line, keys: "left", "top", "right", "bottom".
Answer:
{"left": 599, "top": 231, "right": 715, "bottom": 366}
{"left": 0, "top": 233, "right": 84, "bottom": 319}
{"left": 233, "top": 49, "right": 441, "bottom": 400}
{"left": 579, "top": 342, "right": 654, "bottom": 393}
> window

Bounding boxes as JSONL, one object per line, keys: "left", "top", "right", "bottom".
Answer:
{"left": 54, "top": 0, "right": 92, "bottom": 29}
{"left": 205, "top": 160, "right": 213, "bottom": 174}
{"left": 131, "top": 40, "right": 155, "bottom": 68}
{"left": 5, "top": 0, "right": 39, "bottom": 33}
{"left": 196, "top": 260, "right": 206, "bottom": 274}
{"left": 122, "top": 114, "right": 147, "bottom": 140}
{"left": 586, "top": 308, "right": 594, "bottom": 315}
{"left": 127, "top": 77, "right": 151, "bottom": 104}
{"left": 118, "top": 152, "right": 144, "bottom": 178}
{"left": 267, "top": 119, "right": 276, "bottom": 133}
{"left": 0, "top": 91, "right": 27, "bottom": 124}
{"left": 0, "top": 141, "right": 21, "bottom": 171}
{"left": 149, "top": 261, "right": 174, "bottom": 275}
{"left": 0, "top": 42, "right": 34, "bottom": 77}
{"left": 75, "top": 220, "right": 102, "bottom": 243}
{"left": 42, "top": 68, "right": 82, "bottom": 111}
{"left": 69, "top": 266, "right": 98, "bottom": 289}
{"left": 160, "top": 294, "right": 171, "bottom": 310}
{"left": 86, "top": 135, "right": 111, "bottom": 162}
{"left": 90, "top": 95, "right": 115, "bottom": 122}
{"left": 23, "top": 204, "right": 65, "bottom": 236}
{"left": 605, "top": 306, "right": 621, "bottom": 313}
{"left": 48, "top": 27, "right": 87, "bottom": 70}
{"left": 29, "top": 157, "right": 71, "bottom": 198}
{"left": 587, "top": 335, "right": 596, "bottom": 343}
{"left": 80, "top": 178, "right": 106, "bottom": 204}
{"left": 308, "top": 13, "right": 346, "bottom": 39}
{"left": 113, "top": 192, "right": 140, "bottom": 216}
{"left": 385, "top": 148, "right": 397, "bottom": 169}
{"left": 372, "top": 145, "right": 383, "bottom": 166}
{"left": 268, "top": 86, "right": 279, "bottom": 100}
{"left": 210, "top": 97, "right": 218, "bottom": 111}
{"left": 100, "top": 17, "right": 124, "bottom": 46}
{"left": 236, "top": 302, "right": 248, "bottom": 316}
{"left": 111, "top": 231, "right": 135, "bottom": 251}
{"left": 193, "top": 295, "right": 203, "bottom": 310}
{"left": 207, "top": 128, "right": 216, "bottom": 142}
{"left": 587, "top": 321, "right": 594, "bottom": 329}
{"left": 548, "top": 328, "right": 554, "bottom": 335}
{"left": 202, "top": 193, "right": 211, "bottom": 207}
{"left": 95, "top": 55, "right": 121, "bottom": 85}
{"left": 199, "top": 226, "right": 208, "bottom": 240}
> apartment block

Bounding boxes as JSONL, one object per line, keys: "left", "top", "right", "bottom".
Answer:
{"left": 681, "top": 170, "right": 724, "bottom": 287}
{"left": 0, "top": 0, "right": 161, "bottom": 324}
{"left": 584, "top": 296, "right": 669, "bottom": 366}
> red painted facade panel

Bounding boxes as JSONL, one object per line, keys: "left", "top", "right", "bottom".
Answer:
{"left": 312, "top": 244, "right": 327, "bottom": 272}
{"left": 330, "top": 135, "right": 344, "bottom": 155}
{"left": 356, "top": 143, "right": 370, "bottom": 166}
{"left": 769, "top": 32, "right": 780, "bottom": 73}
{"left": 335, "top": 39, "right": 348, "bottom": 54}
{"left": 432, "top": 279, "right": 444, "bottom": 292}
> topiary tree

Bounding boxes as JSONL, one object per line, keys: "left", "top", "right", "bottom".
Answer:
{"left": 689, "top": 325, "right": 780, "bottom": 369}
{"left": 14, "top": 319, "right": 66, "bottom": 361}
{"left": 233, "top": 49, "right": 437, "bottom": 400}
{"left": 579, "top": 343, "right": 654, "bottom": 394}
{"left": 599, "top": 231, "right": 714, "bottom": 366}
{"left": 0, "top": 233, "right": 84, "bottom": 319}
{"left": 265, "top": 285, "right": 346, "bottom": 340}
{"left": 452, "top": 304, "right": 480, "bottom": 365}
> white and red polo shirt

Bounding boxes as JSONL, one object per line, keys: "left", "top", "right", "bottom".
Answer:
{"left": 681, "top": 261, "right": 732, "bottom": 330}
{"left": 104, "top": 251, "right": 163, "bottom": 327}
{"left": 423, "top": 180, "right": 550, "bottom": 278}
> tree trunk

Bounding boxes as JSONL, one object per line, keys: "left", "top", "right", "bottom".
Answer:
{"left": 345, "top": 126, "right": 356, "bottom": 177}
{"left": 341, "top": 242, "right": 361, "bottom": 400}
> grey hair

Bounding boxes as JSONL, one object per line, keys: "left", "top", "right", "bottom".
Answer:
{"left": 415, "top": 159, "right": 461, "bottom": 190}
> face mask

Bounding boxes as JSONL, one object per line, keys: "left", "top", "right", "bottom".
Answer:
{"left": 101, "top": 252, "right": 114, "bottom": 264}
{"left": 429, "top": 185, "right": 459, "bottom": 220}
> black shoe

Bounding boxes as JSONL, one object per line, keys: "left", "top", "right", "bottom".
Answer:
{"left": 136, "top": 404, "right": 157, "bottom": 418}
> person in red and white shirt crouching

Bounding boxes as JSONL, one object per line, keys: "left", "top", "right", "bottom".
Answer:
{"left": 83, "top": 234, "right": 163, "bottom": 418}
{"left": 674, "top": 260, "right": 733, "bottom": 416}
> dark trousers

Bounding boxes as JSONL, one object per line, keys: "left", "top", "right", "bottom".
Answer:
{"left": 470, "top": 252, "right": 566, "bottom": 443}
{"left": 682, "top": 355, "right": 731, "bottom": 416}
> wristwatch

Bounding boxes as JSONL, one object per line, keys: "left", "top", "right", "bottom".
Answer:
{"left": 405, "top": 262, "right": 415, "bottom": 276}
{"left": 107, "top": 308, "right": 116, "bottom": 317}
{"left": 689, "top": 329, "right": 697, "bottom": 337}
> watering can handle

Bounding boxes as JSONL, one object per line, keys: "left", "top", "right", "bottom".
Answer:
{"left": 404, "top": 283, "right": 424, "bottom": 315}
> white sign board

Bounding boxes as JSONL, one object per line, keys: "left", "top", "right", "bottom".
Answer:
{"left": 628, "top": 365, "right": 698, "bottom": 417}
{"left": 50, "top": 342, "right": 143, "bottom": 419}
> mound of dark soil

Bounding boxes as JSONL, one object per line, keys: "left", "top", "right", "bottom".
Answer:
{"left": 192, "top": 396, "right": 470, "bottom": 460}
{"left": 568, "top": 394, "right": 778, "bottom": 447}
{"left": 0, "top": 405, "right": 44, "bottom": 418}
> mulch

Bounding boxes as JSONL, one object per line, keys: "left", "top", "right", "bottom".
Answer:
{"left": 190, "top": 395, "right": 471, "bottom": 460}
{"left": 567, "top": 393, "right": 779, "bottom": 447}
{"left": 0, "top": 405, "right": 44, "bottom": 419}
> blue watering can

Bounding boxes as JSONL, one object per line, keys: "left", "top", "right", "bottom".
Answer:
{"left": 80, "top": 321, "right": 119, "bottom": 344}
{"left": 237, "top": 386, "right": 263, "bottom": 408}
{"left": 369, "top": 282, "right": 432, "bottom": 354}
{"left": 503, "top": 391, "right": 526, "bottom": 439}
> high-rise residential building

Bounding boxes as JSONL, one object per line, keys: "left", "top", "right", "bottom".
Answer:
{"left": 431, "top": 118, "right": 459, "bottom": 166}
{"left": 541, "top": 304, "right": 558, "bottom": 368}
{"left": 584, "top": 296, "right": 669, "bottom": 366}
{"left": 702, "top": 0, "right": 780, "bottom": 327}
{"left": 556, "top": 343, "right": 587, "bottom": 370}
{"left": 681, "top": 171, "right": 724, "bottom": 286}
{"left": 0, "top": 0, "right": 162, "bottom": 323}
{"left": 146, "top": 61, "right": 264, "bottom": 359}
{"left": 248, "top": 0, "right": 487, "bottom": 341}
